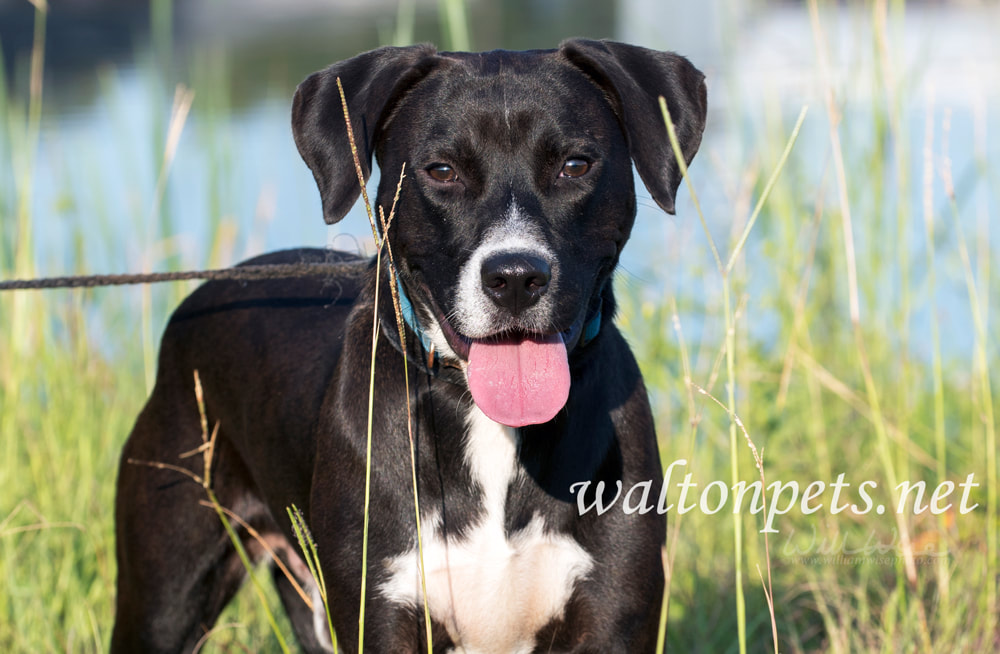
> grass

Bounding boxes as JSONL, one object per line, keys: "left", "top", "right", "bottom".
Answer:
{"left": 655, "top": 95, "right": 808, "bottom": 654}
{"left": 2, "top": 0, "right": 998, "bottom": 652}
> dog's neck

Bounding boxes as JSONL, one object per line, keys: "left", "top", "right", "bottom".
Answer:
{"left": 394, "top": 271, "right": 440, "bottom": 360}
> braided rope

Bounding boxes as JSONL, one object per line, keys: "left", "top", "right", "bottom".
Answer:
{"left": 0, "top": 262, "right": 367, "bottom": 291}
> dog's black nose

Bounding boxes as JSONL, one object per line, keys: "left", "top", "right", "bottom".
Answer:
{"left": 480, "top": 252, "right": 551, "bottom": 314}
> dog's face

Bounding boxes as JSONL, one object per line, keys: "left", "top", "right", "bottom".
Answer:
{"left": 381, "top": 53, "right": 630, "bottom": 343}
{"left": 293, "top": 40, "right": 706, "bottom": 427}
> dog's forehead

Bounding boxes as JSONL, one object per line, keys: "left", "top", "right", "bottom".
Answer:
{"left": 437, "top": 47, "right": 561, "bottom": 74}
{"left": 385, "top": 49, "right": 617, "bottom": 150}
{"left": 433, "top": 49, "right": 594, "bottom": 106}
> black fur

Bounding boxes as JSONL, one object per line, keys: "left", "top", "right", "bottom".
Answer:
{"left": 112, "top": 39, "right": 707, "bottom": 653}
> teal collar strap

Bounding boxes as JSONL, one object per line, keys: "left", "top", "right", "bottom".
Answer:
{"left": 395, "top": 275, "right": 437, "bottom": 356}
{"left": 582, "top": 307, "right": 602, "bottom": 344}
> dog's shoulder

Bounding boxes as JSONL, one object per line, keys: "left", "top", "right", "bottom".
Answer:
{"left": 156, "top": 248, "right": 366, "bottom": 379}
{"left": 172, "top": 248, "right": 366, "bottom": 316}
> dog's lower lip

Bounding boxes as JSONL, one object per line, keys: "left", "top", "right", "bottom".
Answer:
{"left": 437, "top": 313, "right": 472, "bottom": 360}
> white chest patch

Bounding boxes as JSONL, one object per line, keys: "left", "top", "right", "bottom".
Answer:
{"left": 380, "top": 407, "right": 593, "bottom": 653}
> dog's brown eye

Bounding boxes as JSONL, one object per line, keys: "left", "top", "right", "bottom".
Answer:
{"left": 428, "top": 164, "right": 457, "bottom": 182}
{"left": 560, "top": 158, "right": 590, "bottom": 178}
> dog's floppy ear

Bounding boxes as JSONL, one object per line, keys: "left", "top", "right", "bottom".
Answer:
{"left": 292, "top": 45, "right": 438, "bottom": 224}
{"left": 560, "top": 39, "right": 707, "bottom": 215}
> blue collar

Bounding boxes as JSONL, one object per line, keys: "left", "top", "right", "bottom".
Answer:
{"left": 395, "top": 275, "right": 437, "bottom": 356}
{"left": 582, "top": 306, "right": 602, "bottom": 344}
{"left": 394, "top": 276, "right": 602, "bottom": 366}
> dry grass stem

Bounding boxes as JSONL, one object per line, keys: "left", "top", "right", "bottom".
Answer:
{"left": 693, "top": 383, "right": 779, "bottom": 653}
{"left": 806, "top": 11, "right": 925, "bottom": 643}
{"left": 198, "top": 500, "right": 314, "bottom": 610}
{"left": 129, "top": 371, "right": 293, "bottom": 652}
{"left": 336, "top": 75, "right": 433, "bottom": 652}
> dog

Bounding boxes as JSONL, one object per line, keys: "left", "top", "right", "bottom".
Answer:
{"left": 111, "top": 39, "right": 706, "bottom": 653}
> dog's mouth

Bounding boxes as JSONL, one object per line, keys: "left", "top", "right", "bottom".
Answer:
{"left": 422, "top": 291, "right": 583, "bottom": 428}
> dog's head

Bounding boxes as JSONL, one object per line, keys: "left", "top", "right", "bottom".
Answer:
{"left": 293, "top": 40, "right": 706, "bottom": 427}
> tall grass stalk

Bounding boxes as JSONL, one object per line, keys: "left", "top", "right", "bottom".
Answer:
{"left": 658, "top": 97, "right": 743, "bottom": 652}
{"left": 438, "top": 0, "right": 470, "bottom": 51}
{"left": 377, "top": 192, "right": 436, "bottom": 652}
{"left": 655, "top": 297, "right": 699, "bottom": 653}
{"left": 806, "top": 3, "right": 932, "bottom": 647}
{"left": 392, "top": 0, "right": 417, "bottom": 47}
{"left": 128, "top": 371, "right": 292, "bottom": 653}
{"left": 941, "top": 111, "right": 998, "bottom": 629}
{"left": 329, "top": 77, "right": 385, "bottom": 651}
{"left": 205, "top": 491, "right": 291, "bottom": 653}
{"left": 921, "top": 84, "right": 950, "bottom": 602}
{"left": 776, "top": 178, "right": 827, "bottom": 408}
{"left": 659, "top": 95, "right": 806, "bottom": 654}
{"left": 356, "top": 159, "right": 382, "bottom": 654}
{"left": 873, "top": 0, "right": 912, "bottom": 448}
{"left": 724, "top": 107, "right": 808, "bottom": 276}
{"left": 149, "top": 0, "right": 175, "bottom": 240}
{"left": 694, "top": 384, "right": 779, "bottom": 654}
{"left": 195, "top": 409, "right": 291, "bottom": 652}
{"left": 142, "top": 85, "right": 194, "bottom": 393}
{"left": 336, "top": 77, "right": 434, "bottom": 652}
{"left": 10, "top": 1, "right": 46, "bottom": 359}
{"left": 875, "top": 5, "right": 922, "bottom": 619}
{"left": 288, "top": 506, "right": 338, "bottom": 653}
{"left": 2, "top": 1, "right": 45, "bottom": 508}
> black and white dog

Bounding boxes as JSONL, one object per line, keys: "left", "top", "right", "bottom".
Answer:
{"left": 112, "top": 39, "right": 706, "bottom": 653}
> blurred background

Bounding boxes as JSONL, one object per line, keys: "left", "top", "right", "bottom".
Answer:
{"left": 1, "top": 0, "right": 998, "bottom": 651}
{"left": 0, "top": 0, "right": 996, "bottom": 354}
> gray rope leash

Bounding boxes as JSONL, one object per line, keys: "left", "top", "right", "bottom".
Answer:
{"left": 0, "top": 262, "right": 367, "bottom": 291}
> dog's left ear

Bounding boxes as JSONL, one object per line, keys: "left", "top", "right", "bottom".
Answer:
{"left": 292, "top": 45, "right": 439, "bottom": 224}
{"left": 560, "top": 39, "right": 707, "bottom": 215}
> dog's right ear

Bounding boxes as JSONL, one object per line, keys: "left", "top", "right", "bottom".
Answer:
{"left": 292, "top": 45, "right": 438, "bottom": 224}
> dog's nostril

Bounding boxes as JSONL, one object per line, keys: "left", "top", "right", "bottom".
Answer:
{"left": 525, "top": 274, "right": 548, "bottom": 292}
{"left": 480, "top": 252, "right": 552, "bottom": 314}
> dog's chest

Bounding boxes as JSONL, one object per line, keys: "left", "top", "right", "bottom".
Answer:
{"left": 380, "top": 407, "right": 593, "bottom": 653}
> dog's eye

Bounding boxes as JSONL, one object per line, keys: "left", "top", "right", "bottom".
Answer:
{"left": 560, "top": 158, "right": 590, "bottom": 178}
{"left": 427, "top": 164, "right": 457, "bottom": 182}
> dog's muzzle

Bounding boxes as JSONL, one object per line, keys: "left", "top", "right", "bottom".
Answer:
{"left": 395, "top": 224, "right": 608, "bottom": 428}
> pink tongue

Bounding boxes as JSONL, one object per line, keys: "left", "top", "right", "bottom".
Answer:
{"left": 466, "top": 333, "right": 570, "bottom": 427}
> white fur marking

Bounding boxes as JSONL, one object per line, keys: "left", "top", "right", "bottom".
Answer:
{"left": 453, "top": 202, "right": 557, "bottom": 338}
{"left": 423, "top": 314, "right": 460, "bottom": 362}
{"left": 308, "top": 579, "right": 336, "bottom": 652}
{"left": 380, "top": 407, "right": 592, "bottom": 652}
{"left": 270, "top": 539, "right": 335, "bottom": 653}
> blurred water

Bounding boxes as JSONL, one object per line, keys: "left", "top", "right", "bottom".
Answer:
{"left": 4, "top": 0, "right": 997, "bottom": 363}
